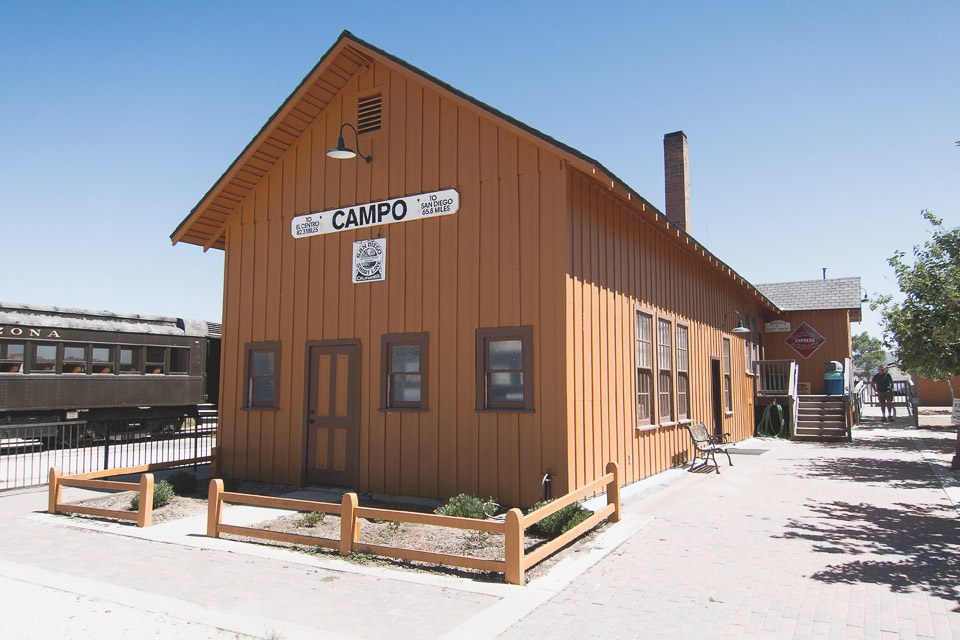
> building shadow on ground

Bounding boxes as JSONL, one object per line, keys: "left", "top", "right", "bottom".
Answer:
{"left": 780, "top": 500, "right": 960, "bottom": 606}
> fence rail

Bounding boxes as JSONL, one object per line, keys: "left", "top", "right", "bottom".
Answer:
{"left": 207, "top": 461, "right": 621, "bottom": 585}
{"left": 48, "top": 455, "right": 215, "bottom": 527}
{"left": 1, "top": 414, "right": 217, "bottom": 491}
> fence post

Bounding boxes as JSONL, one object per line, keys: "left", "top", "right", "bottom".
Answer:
{"left": 137, "top": 473, "right": 154, "bottom": 528}
{"left": 48, "top": 467, "right": 62, "bottom": 514}
{"left": 504, "top": 508, "right": 525, "bottom": 585}
{"left": 340, "top": 492, "right": 358, "bottom": 556}
{"left": 606, "top": 461, "right": 621, "bottom": 524}
{"left": 207, "top": 478, "right": 224, "bottom": 538}
{"left": 210, "top": 446, "right": 219, "bottom": 477}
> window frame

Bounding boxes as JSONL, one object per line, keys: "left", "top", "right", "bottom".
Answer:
{"left": 476, "top": 326, "right": 534, "bottom": 412}
{"left": 657, "top": 317, "right": 674, "bottom": 423}
{"left": 722, "top": 336, "right": 733, "bottom": 413}
{"left": 676, "top": 323, "right": 690, "bottom": 422}
{"left": 635, "top": 309, "right": 654, "bottom": 426}
{"left": 243, "top": 341, "right": 281, "bottom": 410}
{"left": 0, "top": 340, "right": 25, "bottom": 373}
{"left": 380, "top": 332, "right": 429, "bottom": 411}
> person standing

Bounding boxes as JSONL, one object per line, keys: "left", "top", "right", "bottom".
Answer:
{"left": 871, "top": 365, "right": 895, "bottom": 421}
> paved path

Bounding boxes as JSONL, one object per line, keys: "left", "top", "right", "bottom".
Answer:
{"left": 1, "top": 405, "right": 958, "bottom": 639}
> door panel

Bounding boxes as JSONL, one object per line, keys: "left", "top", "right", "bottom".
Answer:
{"left": 306, "top": 343, "right": 360, "bottom": 486}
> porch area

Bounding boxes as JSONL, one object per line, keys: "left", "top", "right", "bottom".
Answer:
{"left": 754, "top": 359, "right": 856, "bottom": 442}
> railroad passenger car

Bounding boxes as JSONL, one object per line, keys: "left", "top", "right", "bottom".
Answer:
{"left": 0, "top": 302, "right": 220, "bottom": 445}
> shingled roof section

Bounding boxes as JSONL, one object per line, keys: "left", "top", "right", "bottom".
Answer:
{"left": 756, "top": 277, "right": 863, "bottom": 321}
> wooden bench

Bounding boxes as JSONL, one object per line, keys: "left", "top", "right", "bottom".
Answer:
{"left": 685, "top": 423, "right": 733, "bottom": 473}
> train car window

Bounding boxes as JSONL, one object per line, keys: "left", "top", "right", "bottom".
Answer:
{"left": 170, "top": 347, "right": 190, "bottom": 374}
{"left": 92, "top": 345, "right": 115, "bottom": 374}
{"left": 32, "top": 343, "right": 58, "bottom": 372}
{"left": 63, "top": 345, "right": 87, "bottom": 374}
{"left": 145, "top": 346, "right": 166, "bottom": 374}
{"left": 120, "top": 346, "right": 141, "bottom": 373}
{"left": 1, "top": 341, "right": 25, "bottom": 373}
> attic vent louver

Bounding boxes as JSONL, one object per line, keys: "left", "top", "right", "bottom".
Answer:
{"left": 357, "top": 94, "right": 382, "bottom": 134}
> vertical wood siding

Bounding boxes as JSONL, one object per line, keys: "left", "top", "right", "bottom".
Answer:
{"left": 216, "top": 55, "right": 774, "bottom": 506}
{"left": 219, "top": 62, "right": 565, "bottom": 507}
{"left": 563, "top": 172, "right": 766, "bottom": 492}
{"left": 763, "top": 310, "right": 853, "bottom": 395}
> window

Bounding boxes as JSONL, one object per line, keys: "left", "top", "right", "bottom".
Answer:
{"left": 722, "top": 337, "right": 733, "bottom": 412}
{"left": 1, "top": 341, "right": 24, "bottom": 373}
{"left": 657, "top": 318, "right": 673, "bottom": 422}
{"left": 676, "top": 324, "right": 690, "bottom": 420}
{"left": 170, "top": 347, "right": 190, "bottom": 374}
{"left": 119, "top": 346, "right": 141, "bottom": 373}
{"left": 381, "top": 333, "right": 428, "bottom": 410}
{"left": 476, "top": 326, "right": 533, "bottom": 411}
{"left": 145, "top": 347, "right": 166, "bottom": 374}
{"left": 743, "top": 314, "right": 760, "bottom": 374}
{"left": 62, "top": 345, "right": 87, "bottom": 373}
{"left": 92, "top": 345, "right": 115, "bottom": 374}
{"left": 32, "top": 343, "right": 57, "bottom": 372}
{"left": 244, "top": 341, "right": 281, "bottom": 409}
{"left": 635, "top": 311, "right": 653, "bottom": 424}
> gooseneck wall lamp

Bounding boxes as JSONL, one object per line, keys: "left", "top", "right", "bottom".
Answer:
{"left": 723, "top": 310, "right": 751, "bottom": 334}
{"left": 326, "top": 122, "right": 372, "bottom": 163}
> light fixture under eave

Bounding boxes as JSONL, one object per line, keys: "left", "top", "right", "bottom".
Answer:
{"left": 723, "top": 310, "right": 751, "bottom": 334}
{"left": 327, "top": 122, "right": 372, "bottom": 163}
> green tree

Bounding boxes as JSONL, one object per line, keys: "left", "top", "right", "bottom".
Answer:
{"left": 876, "top": 210, "right": 960, "bottom": 465}
{"left": 852, "top": 332, "right": 887, "bottom": 381}
{"left": 877, "top": 211, "right": 960, "bottom": 382}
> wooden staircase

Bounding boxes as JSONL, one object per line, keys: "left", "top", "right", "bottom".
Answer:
{"left": 793, "top": 395, "right": 850, "bottom": 442}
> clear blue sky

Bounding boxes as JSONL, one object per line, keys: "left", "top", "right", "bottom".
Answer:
{"left": 2, "top": 1, "right": 957, "bottom": 342}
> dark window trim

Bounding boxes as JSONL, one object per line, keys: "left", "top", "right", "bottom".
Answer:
{"left": 243, "top": 341, "right": 281, "bottom": 410}
{"left": 380, "top": 332, "right": 429, "bottom": 411}
{"left": 657, "top": 316, "right": 674, "bottom": 423}
{"left": 676, "top": 322, "right": 690, "bottom": 421}
{"left": 476, "top": 326, "right": 534, "bottom": 412}
{"left": 722, "top": 336, "right": 733, "bottom": 413}
{"left": 634, "top": 306, "right": 655, "bottom": 426}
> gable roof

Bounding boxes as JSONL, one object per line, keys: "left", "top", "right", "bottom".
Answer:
{"left": 170, "top": 31, "right": 778, "bottom": 311}
{"left": 756, "top": 277, "right": 863, "bottom": 321}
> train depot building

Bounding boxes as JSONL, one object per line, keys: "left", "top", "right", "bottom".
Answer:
{"left": 171, "top": 32, "right": 859, "bottom": 507}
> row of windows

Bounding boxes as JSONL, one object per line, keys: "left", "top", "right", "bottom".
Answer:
{"left": 636, "top": 311, "right": 692, "bottom": 425}
{"left": 243, "top": 327, "right": 534, "bottom": 412}
{"left": 242, "top": 315, "right": 747, "bottom": 423}
{"left": 0, "top": 341, "right": 190, "bottom": 376}
{"left": 635, "top": 310, "right": 740, "bottom": 426}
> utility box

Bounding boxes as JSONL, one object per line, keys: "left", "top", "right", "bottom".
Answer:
{"left": 824, "top": 361, "right": 844, "bottom": 395}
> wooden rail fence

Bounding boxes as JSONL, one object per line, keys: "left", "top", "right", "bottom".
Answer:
{"left": 48, "top": 454, "right": 214, "bottom": 527}
{"left": 208, "top": 461, "right": 621, "bottom": 585}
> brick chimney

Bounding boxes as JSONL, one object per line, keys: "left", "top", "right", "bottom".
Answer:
{"left": 664, "top": 131, "right": 690, "bottom": 233}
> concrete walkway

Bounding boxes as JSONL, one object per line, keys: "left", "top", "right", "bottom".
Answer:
{"left": 1, "top": 405, "right": 958, "bottom": 639}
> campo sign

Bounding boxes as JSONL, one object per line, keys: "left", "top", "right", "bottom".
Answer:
{"left": 785, "top": 322, "right": 826, "bottom": 359}
{"left": 291, "top": 189, "right": 460, "bottom": 239}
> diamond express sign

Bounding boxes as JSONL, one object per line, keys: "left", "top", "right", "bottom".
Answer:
{"left": 291, "top": 189, "right": 459, "bottom": 238}
{"left": 785, "top": 322, "right": 826, "bottom": 359}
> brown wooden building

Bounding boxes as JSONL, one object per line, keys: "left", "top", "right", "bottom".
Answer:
{"left": 756, "top": 278, "right": 862, "bottom": 395}
{"left": 172, "top": 31, "right": 782, "bottom": 507}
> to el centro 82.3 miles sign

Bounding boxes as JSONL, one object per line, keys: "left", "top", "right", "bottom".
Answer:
{"left": 291, "top": 189, "right": 459, "bottom": 238}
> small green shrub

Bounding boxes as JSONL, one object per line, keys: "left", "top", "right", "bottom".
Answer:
{"left": 130, "top": 480, "right": 175, "bottom": 510}
{"left": 166, "top": 471, "right": 198, "bottom": 496}
{"left": 527, "top": 499, "right": 592, "bottom": 538}
{"left": 296, "top": 511, "right": 325, "bottom": 527}
{"left": 435, "top": 493, "right": 497, "bottom": 519}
